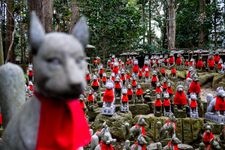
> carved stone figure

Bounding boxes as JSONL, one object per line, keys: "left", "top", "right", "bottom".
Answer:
{"left": 0, "top": 12, "right": 91, "bottom": 149}
{"left": 205, "top": 89, "right": 225, "bottom": 124}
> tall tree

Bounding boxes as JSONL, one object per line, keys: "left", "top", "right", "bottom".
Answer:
{"left": 28, "top": 0, "right": 53, "bottom": 32}
{"left": 167, "top": 0, "right": 177, "bottom": 50}
{"left": 199, "top": 0, "right": 206, "bottom": 48}
{"left": 69, "top": 0, "right": 80, "bottom": 32}
{"left": 5, "top": 0, "right": 15, "bottom": 62}
{"left": 0, "top": 27, "right": 3, "bottom": 65}
{"left": 148, "top": 0, "right": 152, "bottom": 44}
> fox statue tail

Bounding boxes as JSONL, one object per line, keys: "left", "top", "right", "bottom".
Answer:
{"left": 0, "top": 63, "right": 26, "bottom": 128}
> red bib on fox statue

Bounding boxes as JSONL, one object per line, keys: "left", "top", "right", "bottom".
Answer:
{"left": 35, "top": 93, "right": 91, "bottom": 150}
{"left": 155, "top": 99, "right": 162, "bottom": 107}
{"left": 87, "top": 93, "right": 94, "bottom": 102}
{"left": 188, "top": 81, "right": 201, "bottom": 95}
{"left": 121, "top": 94, "right": 128, "bottom": 103}
{"left": 214, "top": 53, "right": 220, "bottom": 64}
{"left": 163, "top": 98, "right": 171, "bottom": 107}
{"left": 203, "top": 131, "right": 214, "bottom": 146}
{"left": 103, "top": 89, "right": 114, "bottom": 103}
{"left": 215, "top": 96, "right": 225, "bottom": 111}
{"left": 196, "top": 58, "right": 204, "bottom": 69}
{"left": 132, "top": 64, "right": 139, "bottom": 74}
{"left": 176, "top": 56, "right": 182, "bottom": 65}
{"left": 207, "top": 57, "right": 215, "bottom": 69}
{"left": 174, "top": 90, "right": 187, "bottom": 105}
{"left": 100, "top": 141, "right": 114, "bottom": 150}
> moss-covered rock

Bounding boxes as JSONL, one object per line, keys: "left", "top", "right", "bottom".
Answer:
{"left": 132, "top": 114, "right": 204, "bottom": 145}
{"left": 199, "top": 73, "right": 214, "bottom": 87}
{"left": 129, "top": 103, "right": 150, "bottom": 116}
{"left": 177, "top": 70, "right": 187, "bottom": 79}
{"left": 87, "top": 107, "right": 100, "bottom": 122}
{"left": 92, "top": 112, "right": 133, "bottom": 141}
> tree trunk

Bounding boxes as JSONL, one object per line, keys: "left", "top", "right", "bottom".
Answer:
{"left": 213, "top": 0, "right": 218, "bottom": 48}
{"left": 70, "top": 0, "right": 80, "bottom": 32}
{"left": 0, "top": 27, "right": 3, "bottom": 65}
{"left": 142, "top": 1, "right": 146, "bottom": 45}
{"left": 6, "top": 0, "right": 14, "bottom": 62}
{"left": 28, "top": 0, "right": 53, "bottom": 32}
{"left": 148, "top": 0, "right": 151, "bottom": 44}
{"left": 42, "top": 0, "right": 53, "bottom": 32}
{"left": 167, "top": 0, "right": 176, "bottom": 50}
{"left": 199, "top": 0, "right": 206, "bottom": 48}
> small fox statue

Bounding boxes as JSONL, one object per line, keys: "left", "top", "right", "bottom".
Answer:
{"left": 0, "top": 12, "right": 91, "bottom": 150}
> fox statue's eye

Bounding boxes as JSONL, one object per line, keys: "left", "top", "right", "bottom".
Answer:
{"left": 46, "top": 58, "right": 61, "bottom": 65}
{"left": 75, "top": 57, "right": 84, "bottom": 65}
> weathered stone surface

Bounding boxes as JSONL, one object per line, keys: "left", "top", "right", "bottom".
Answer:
{"left": 199, "top": 73, "right": 214, "bottom": 86}
{"left": 212, "top": 73, "right": 224, "bottom": 88}
{"left": 176, "top": 117, "right": 183, "bottom": 141}
{"left": 207, "top": 121, "right": 224, "bottom": 134}
{"left": 178, "top": 144, "right": 194, "bottom": 150}
{"left": 0, "top": 63, "right": 26, "bottom": 128}
{"left": 92, "top": 112, "right": 133, "bottom": 141}
{"left": 133, "top": 114, "right": 204, "bottom": 145}
{"left": 191, "top": 119, "right": 201, "bottom": 139}
{"left": 87, "top": 107, "right": 101, "bottom": 122}
{"left": 183, "top": 118, "right": 192, "bottom": 143}
{"left": 177, "top": 70, "right": 187, "bottom": 79}
{"left": 129, "top": 104, "right": 150, "bottom": 116}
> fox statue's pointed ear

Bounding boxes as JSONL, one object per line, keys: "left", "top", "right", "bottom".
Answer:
{"left": 30, "top": 11, "right": 45, "bottom": 55}
{"left": 71, "top": 16, "right": 89, "bottom": 48}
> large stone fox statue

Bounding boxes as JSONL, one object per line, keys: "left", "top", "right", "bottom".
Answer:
{"left": 0, "top": 12, "right": 91, "bottom": 150}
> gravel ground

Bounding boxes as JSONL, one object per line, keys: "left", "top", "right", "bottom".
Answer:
{"left": 200, "top": 88, "right": 216, "bottom": 102}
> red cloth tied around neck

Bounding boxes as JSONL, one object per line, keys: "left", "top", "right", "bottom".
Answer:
{"left": 122, "top": 94, "right": 128, "bottom": 103}
{"left": 103, "top": 89, "right": 114, "bottom": 103}
{"left": 215, "top": 96, "right": 225, "bottom": 111}
{"left": 135, "top": 124, "right": 146, "bottom": 135}
{"left": 174, "top": 91, "right": 187, "bottom": 105}
{"left": 196, "top": 60, "right": 204, "bottom": 68}
{"left": 188, "top": 81, "right": 201, "bottom": 94}
{"left": 176, "top": 57, "right": 182, "bottom": 65}
{"left": 190, "top": 100, "right": 197, "bottom": 108}
{"left": 100, "top": 141, "right": 114, "bottom": 150}
{"left": 214, "top": 55, "right": 220, "bottom": 64}
{"left": 203, "top": 132, "right": 214, "bottom": 145}
{"left": 208, "top": 59, "right": 215, "bottom": 67}
{"left": 167, "top": 87, "right": 174, "bottom": 95}
{"left": 132, "top": 65, "right": 139, "bottom": 73}
{"left": 35, "top": 93, "right": 91, "bottom": 150}
{"left": 155, "top": 99, "right": 162, "bottom": 107}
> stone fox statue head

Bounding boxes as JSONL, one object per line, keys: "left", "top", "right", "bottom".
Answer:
{"left": 30, "top": 11, "right": 89, "bottom": 99}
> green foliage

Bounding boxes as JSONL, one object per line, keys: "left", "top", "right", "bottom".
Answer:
{"left": 53, "top": 0, "right": 72, "bottom": 32}
{"left": 78, "top": 0, "right": 142, "bottom": 58}
{"left": 176, "top": 0, "right": 214, "bottom": 48}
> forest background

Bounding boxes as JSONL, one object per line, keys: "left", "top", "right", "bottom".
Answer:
{"left": 0, "top": 0, "right": 224, "bottom": 64}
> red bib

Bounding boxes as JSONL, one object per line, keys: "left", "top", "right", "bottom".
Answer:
{"left": 215, "top": 96, "right": 225, "bottom": 111}
{"left": 163, "top": 99, "right": 171, "bottom": 106}
{"left": 155, "top": 99, "right": 162, "bottom": 107}
{"left": 103, "top": 89, "right": 114, "bottom": 103}
{"left": 35, "top": 93, "right": 91, "bottom": 150}
{"left": 136, "top": 89, "right": 143, "bottom": 96}
{"left": 188, "top": 81, "right": 201, "bottom": 94}
{"left": 100, "top": 141, "right": 114, "bottom": 150}
{"left": 174, "top": 91, "right": 187, "bottom": 105}
{"left": 121, "top": 94, "right": 128, "bottom": 103}
{"left": 132, "top": 65, "right": 139, "bottom": 73}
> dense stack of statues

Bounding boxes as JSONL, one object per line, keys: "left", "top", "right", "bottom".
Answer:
{"left": 23, "top": 51, "right": 225, "bottom": 149}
